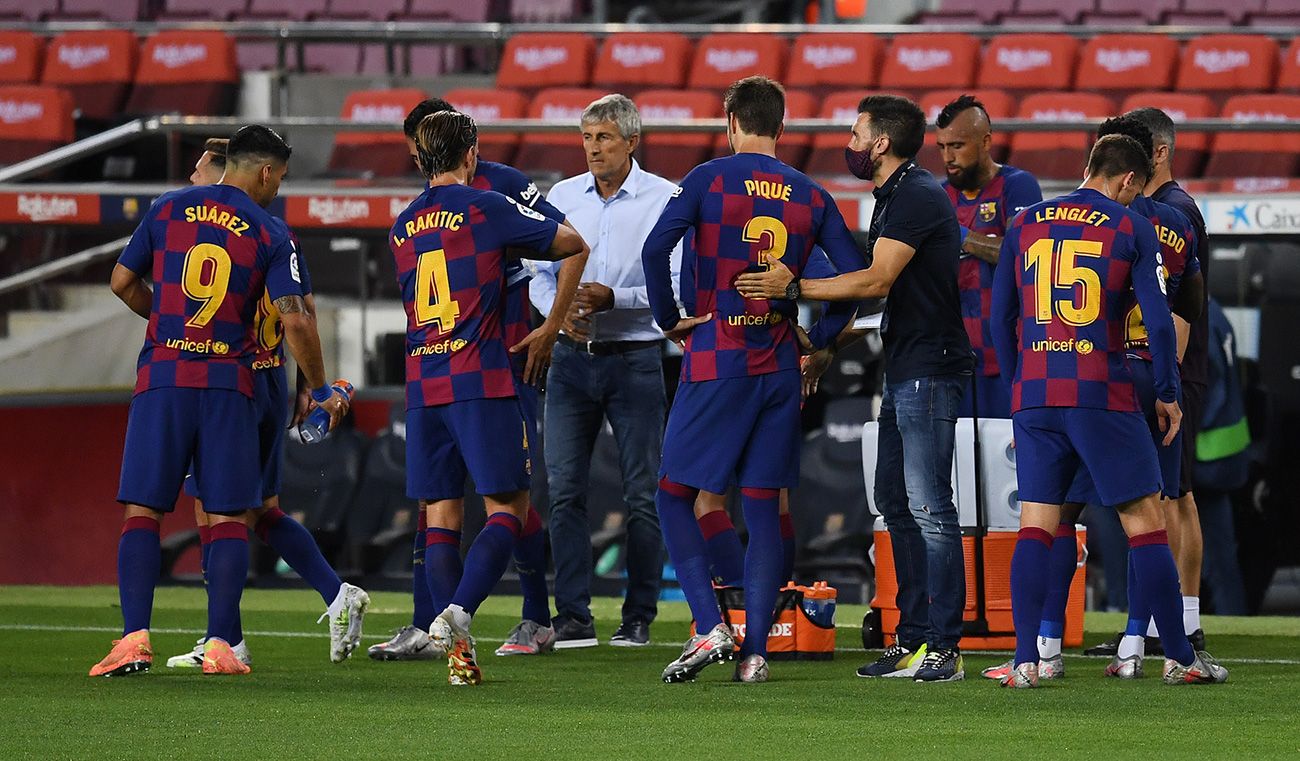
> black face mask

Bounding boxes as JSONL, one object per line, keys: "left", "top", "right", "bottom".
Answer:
{"left": 844, "top": 146, "right": 875, "bottom": 180}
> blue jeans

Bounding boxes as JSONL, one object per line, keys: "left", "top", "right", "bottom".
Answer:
{"left": 545, "top": 341, "right": 666, "bottom": 624}
{"left": 1197, "top": 489, "right": 1248, "bottom": 616}
{"left": 874, "top": 373, "right": 967, "bottom": 650}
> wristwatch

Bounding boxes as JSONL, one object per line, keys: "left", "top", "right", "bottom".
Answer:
{"left": 784, "top": 278, "right": 801, "bottom": 301}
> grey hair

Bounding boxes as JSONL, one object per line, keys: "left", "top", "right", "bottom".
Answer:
{"left": 581, "top": 93, "right": 641, "bottom": 139}
{"left": 1124, "top": 107, "right": 1177, "bottom": 159}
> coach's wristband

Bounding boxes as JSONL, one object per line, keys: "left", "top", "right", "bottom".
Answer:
{"left": 311, "top": 385, "right": 333, "bottom": 404}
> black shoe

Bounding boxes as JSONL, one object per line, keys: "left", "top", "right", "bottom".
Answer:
{"left": 1146, "top": 635, "right": 1164, "bottom": 657}
{"left": 1083, "top": 632, "right": 1123, "bottom": 657}
{"left": 552, "top": 616, "right": 598, "bottom": 649}
{"left": 1188, "top": 628, "right": 1206, "bottom": 651}
{"left": 609, "top": 618, "right": 650, "bottom": 647}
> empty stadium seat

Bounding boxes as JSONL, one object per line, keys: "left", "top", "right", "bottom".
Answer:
{"left": 1119, "top": 92, "right": 1214, "bottom": 178}
{"left": 592, "top": 33, "right": 692, "bottom": 93}
{"left": 1077, "top": 35, "right": 1179, "bottom": 98}
{"left": 125, "top": 31, "right": 238, "bottom": 116}
{"left": 880, "top": 34, "right": 979, "bottom": 95}
{"left": 1009, "top": 92, "right": 1115, "bottom": 180}
{"left": 1205, "top": 94, "right": 1300, "bottom": 178}
{"left": 0, "top": 0, "right": 58, "bottom": 21}
{"left": 634, "top": 89, "right": 720, "bottom": 181}
{"left": 786, "top": 33, "right": 884, "bottom": 97}
{"left": 805, "top": 91, "right": 862, "bottom": 177}
{"left": 246, "top": 0, "right": 327, "bottom": 19}
{"left": 511, "top": 0, "right": 581, "bottom": 22}
{"left": 777, "top": 89, "right": 817, "bottom": 172}
{"left": 321, "top": 0, "right": 408, "bottom": 19}
{"left": 977, "top": 34, "right": 1079, "bottom": 94}
{"left": 915, "top": 0, "right": 1013, "bottom": 24}
{"left": 1090, "top": 0, "right": 1178, "bottom": 23}
{"left": 1279, "top": 39, "right": 1300, "bottom": 92}
{"left": 1251, "top": 0, "right": 1300, "bottom": 26}
{"left": 41, "top": 30, "right": 138, "bottom": 122}
{"left": 56, "top": 0, "right": 144, "bottom": 21}
{"left": 1176, "top": 35, "right": 1280, "bottom": 100}
{"left": 328, "top": 88, "right": 428, "bottom": 178}
{"left": 917, "top": 89, "right": 1013, "bottom": 175}
{"left": 443, "top": 87, "right": 527, "bottom": 165}
{"left": 688, "top": 33, "right": 788, "bottom": 92}
{"left": 403, "top": 0, "right": 491, "bottom": 21}
{"left": 157, "top": 0, "right": 249, "bottom": 20}
{"left": 497, "top": 33, "right": 596, "bottom": 94}
{"left": 0, "top": 84, "right": 75, "bottom": 164}
{"left": 0, "top": 32, "right": 42, "bottom": 85}
{"left": 514, "top": 87, "right": 606, "bottom": 180}
{"left": 1181, "top": 0, "right": 1263, "bottom": 24}
{"left": 1002, "top": 0, "right": 1093, "bottom": 24}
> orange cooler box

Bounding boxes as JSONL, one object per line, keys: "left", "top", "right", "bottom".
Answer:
{"left": 694, "top": 582, "right": 838, "bottom": 660}
{"left": 870, "top": 525, "right": 1087, "bottom": 650}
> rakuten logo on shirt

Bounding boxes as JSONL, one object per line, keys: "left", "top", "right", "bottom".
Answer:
{"left": 514, "top": 47, "right": 569, "bottom": 71}
{"left": 895, "top": 47, "right": 952, "bottom": 72}
{"left": 705, "top": 48, "right": 759, "bottom": 73}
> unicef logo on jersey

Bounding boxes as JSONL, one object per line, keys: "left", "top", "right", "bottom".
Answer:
{"left": 507, "top": 197, "right": 546, "bottom": 222}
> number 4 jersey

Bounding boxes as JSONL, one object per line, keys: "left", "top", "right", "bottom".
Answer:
{"left": 390, "top": 183, "right": 559, "bottom": 409}
{"left": 991, "top": 187, "right": 1178, "bottom": 414}
{"left": 117, "top": 184, "right": 302, "bottom": 398}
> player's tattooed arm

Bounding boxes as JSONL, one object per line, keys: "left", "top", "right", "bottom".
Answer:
{"left": 110, "top": 263, "right": 152, "bottom": 319}
{"left": 274, "top": 294, "right": 307, "bottom": 315}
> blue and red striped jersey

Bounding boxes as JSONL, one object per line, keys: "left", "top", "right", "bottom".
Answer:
{"left": 1123, "top": 194, "right": 1199, "bottom": 363}
{"left": 470, "top": 160, "right": 565, "bottom": 380}
{"left": 990, "top": 187, "right": 1178, "bottom": 413}
{"left": 117, "top": 184, "right": 301, "bottom": 398}
{"left": 944, "top": 164, "right": 1041, "bottom": 377}
{"left": 390, "top": 182, "right": 559, "bottom": 409}
{"left": 642, "top": 153, "right": 865, "bottom": 382}
{"left": 250, "top": 221, "right": 312, "bottom": 371}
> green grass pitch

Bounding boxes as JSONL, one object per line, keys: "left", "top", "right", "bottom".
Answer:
{"left": 3, "top": 585, "right": 1298, "bottom": 759}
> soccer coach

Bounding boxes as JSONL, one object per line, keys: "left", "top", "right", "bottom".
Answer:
{"left": 736, "top": 94, "right": 973, "bottom": 683}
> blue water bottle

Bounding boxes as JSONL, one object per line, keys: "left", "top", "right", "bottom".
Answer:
{"left": 299, "top": 379, "right": 354, "bottom": 444}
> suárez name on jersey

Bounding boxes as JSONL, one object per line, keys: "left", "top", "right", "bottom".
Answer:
{"left": 185, "top": 204, "right": 249, "bottom": 237}
{"left": 1033, "top": 206, "right": 1111, "bottom": 227}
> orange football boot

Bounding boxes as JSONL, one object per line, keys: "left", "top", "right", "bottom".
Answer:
{"left": 202, "top": 638, "right": 252, "bottom": 675}
{"left": 89, "top": 630, "right": 153, "bottom": 677}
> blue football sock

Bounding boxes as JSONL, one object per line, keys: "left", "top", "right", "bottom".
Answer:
{"left": 515, "top": 506, "right": 552, "bottom": 626}
{"left": 1124, "top": 549, "right": 1148, "bottom": 636}
{"left": 740, "top": 488, "right": 782, "bottom": 659}
{"left": 698, "top": 508, "right": 744, "bottom": 588}
{"left": 1130, "top": 530, "right": 1195, "bottom": 666}
{"left": 451, "top": 512, "right": 521, "bottom": 616}
{"left": 198, "top": 525, "right": 212, "bottom": 585}
{"left": 656, "top": 478, "right": 722, "bottom": 633}
{"left": 118, "top": 516, "right": 162, "bottom": 635}
{"left": 255, "top": 507, "right": 342, "bottom": 606}
{"left": 1038, "top": 523, "right": 1077, "bottom": 644}
{"left": 411, "top": 527, "right": 436, "bottom": 629}
{"left": 425, "top": 527, "right": 463, "bottom": 616}
{"left": 779, "top": 511, "right": 796, "bottom": 585}
{"left": 1011, "top": 527, "right": 1053, "bottom": 667}
{"left": 205, "top": 521, "right": 249, "bottom": 644}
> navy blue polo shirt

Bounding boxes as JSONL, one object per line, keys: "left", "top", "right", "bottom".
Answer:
{"left": 870, "top": 161, "right": 973, "bottom": 382}
{"left": 1151, "top": 179, "right": 1209, "bottom": 388}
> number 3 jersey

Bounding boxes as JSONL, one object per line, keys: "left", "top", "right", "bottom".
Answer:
{"left": 991, "top": 187, "right": 1178, "bottom": 414}
{"left": 117, "top": 184, "right": 302, "bottom": 398}
{"left": 641, "top": 152, "right": 864, "bottom": 382}
{"left": 390, "top": 183, "right": 559, "bottom": 409}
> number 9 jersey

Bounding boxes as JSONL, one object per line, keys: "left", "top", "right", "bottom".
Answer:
{"left": 991, "top": 186, "right": 1178, "bottom": 415}
{"left": 117, "top": 184, "right": 302, "bottom": 399}
{"left": 390, "top": 183, "right": 559, "bottom": 410}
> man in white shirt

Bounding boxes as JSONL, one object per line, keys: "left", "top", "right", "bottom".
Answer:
{"left": 531, "top": 94, "right": 681, "bottom": 648}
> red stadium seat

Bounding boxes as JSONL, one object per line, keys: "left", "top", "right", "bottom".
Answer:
{"left": 0, "top": 32, "right": 43, "bottom": 85}
{"left": 917, "top": 89, "right": 1014, "bottom": 175}
{"left": 776, "top": 89, "right": 818, "bottom": 172}
{"left": 687, "top": 33, "right": 788, "bottom": 92}
{"left": 41, "top": 30, "right": 138, "bottom": 122}
{"left": 592, "top": 33, "right": 692, "bottom": 93}
{"left": 442, "top": 87, "right": 528, "bottom": 165}
{"left": 0, "top": 0, "right": 58, "bottom": 21}
{"left": 805, "top": 91, "right": 864, "bottom": 177}
{"left": 1008, "top": 92, "right": 1115, "bottom": 180}
{"left": 880, "top": 34, "right": 979, "bottom": 96}
{"left": 634, "top": 89, "right": 721, "bottom": 181}
{"left": 497, "top": 34, "right": 596, "bottom": 94}
{"left": 977, "top": 34, "right": 1079, "bottom": 94}
{"left": 786, "top": 33, "right": 884, "bottom": 97}
{"left": 1077, "top": 35, "right": 1179, "bottom": 98}
{"left": 328, "top": 88, "right": 428, "bottom": 178}
{"left": 157, "top": 0, "right": 250, "bottom": 20}
{"left": 1204, "top": 94, "right": 1300, "bottom": 178}
{"left": 55, "top": 0, "right": 145, "bottom": 21}
{"left": 514, "top": 87, "right": 606, "bottom": 180}
{"left": 125, "top": 31, "right": 238, "bottom": 116}
{"left": 1176, "top": 35, "right": 1280, "bottom": 101}
{"left": 0, "top": 84, "right": 75, "bottom": 164}
{"left": 1278, "top": 39, "right": 1300, "bottom": 92}
{"left": 1119, "top": 92, "right": 1214, "bottom": 178}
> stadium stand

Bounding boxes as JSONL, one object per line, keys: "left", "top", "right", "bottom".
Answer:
{"left": 403, "top": 0, "right": 494, "bottom": 21}
{"left": 1176, "top": 0, "right": 1263, "bottom": 25}
{"left": 246, "top": 0, "right": 328, "bottom": 21}
{"left": 56, "top": 0, "right": 146, "bottom": 22}
{"left": 1176, "top": 34, "right": 1281, "bottom": 103}
{"left": 1002, "top": 0, "right": 1094, "bottom": 25}
{"left": 915, "top": 0, "right": 1014, "bottom": 25}
{"left": 634, "top": 88, "right": 721, "bottom": 181}
{"left": 592, "top": 32, "right": 692, "bottom": 93}
{"left": 688, "top": 33, "right": 788, "bottom": 91}
{"left": 1077, "top": 34, "right": 1180, "bottom": 99}
{"left": 514, "top": 87, "right": 606, "bottom": 178}
{"left": 443, "top": 87, "right": 528, "bottom": 165}
{"left": 806, "top": 90, "right": 863, "bottom": 177}
{"left": 879, "top": 33, "right": 979, "bottom": 96}
{"left": 0, "top": 31, "right": 42, "bottom": 85}
{"left": 1089, "top": 0, "right": 1181, "bottom": 24}
{"left": 785, "top": 33, "right": 884, "bottom": 98}
{"left": 1251, "top": 0, "right": 1300, "bottom": 26}
{"left": 497, "top": 33, "right": 596, "bottom": 94}
{"left": 125, "top": 31, "right": 239, "bottom": 116}
{"left": 156, "top": 0, "right": 251, "bottom": 20}
{"left": 1278, "top": 39, "right": 1300, "bottom": 92}
{"left": 0, "top": 0, "right": 59, "bottom": 21}
{"left": 1009, "top": 91, "right": 1115, "bottom": 179}
{"left": 0, "top": 84, "right": 75, "bottom": 164}
{"left": 776, "top": 88, "right": 817, "bottom": 171}
{"left": 977, "top": 34, "right": 1079, "bottom": 94}
{"left": 1120, "top": 91, "right": 1215, "bottom": 177}
{"left": 328, "top": 88, "right": 427, "bottom": 178}
{"left": 41, "top": 30, "right": 137, "bottom": 122}
{"left": 509, "top": 0, "right": 582, "bottom": 22}
{"left": 1204, "top": 94, "right": 1300, "bottom": 178}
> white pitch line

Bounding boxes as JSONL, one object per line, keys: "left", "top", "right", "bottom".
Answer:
{"left": 3, "top": 623, "right": 1298, "bottom": 666}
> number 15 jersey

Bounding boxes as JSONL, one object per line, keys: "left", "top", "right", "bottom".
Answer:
{"left": 390, "top": 183, "right": 559, "bottom": 410}
{"left": 117, "top": 184, "right": 301, "bottom": 399}
{"left": 991, "top": 187, "right": 1177, "bottom": 414}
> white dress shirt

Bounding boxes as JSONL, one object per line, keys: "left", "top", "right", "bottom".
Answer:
{"left": 530, "top": 159, "right": 682, "bottom": 342}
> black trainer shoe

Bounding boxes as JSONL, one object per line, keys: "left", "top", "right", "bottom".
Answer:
{"left": 1083, "top": 631, "right": 1123, "bottom": 657}
{"left": 609, "top": 618, "right": 650, "bottom": 647}
{"left": 855, "top": 643, "right": 926, "bottom": 678}
{"left": 552, "top": 616, "right": 598, "bottom": 649}
{"left": 914, "top": 647, "right": 965, "bottom": 683}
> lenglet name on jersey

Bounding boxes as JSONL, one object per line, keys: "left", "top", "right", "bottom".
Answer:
{"left": 1033, "top": 206, "right": 1111, "bottom": 227}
